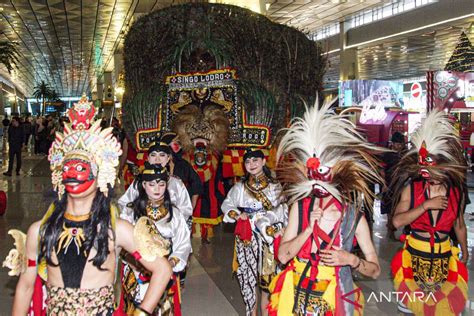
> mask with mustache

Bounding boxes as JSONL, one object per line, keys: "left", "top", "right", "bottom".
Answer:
{"left": 62, "top": 159, "right": 95, "bottom": 194}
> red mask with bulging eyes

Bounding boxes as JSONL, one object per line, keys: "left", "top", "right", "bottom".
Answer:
{"left": 306, "top": 157, "right": 332, "bottom": 198}
{"left": 418, "top": 141, "right": 435, "bottom": 180}
{"left": 62, "top": 159, "right": 95, "bottom": 194}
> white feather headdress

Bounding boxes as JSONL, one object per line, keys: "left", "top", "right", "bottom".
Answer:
{"left": 277, "top": 99, "right": 382, "bottom": 207}
{"left": 389, "top": 109, "right": 467, "bottom": 218}
{"left": 410, "top": 110, "right": 460, "bottom": 162}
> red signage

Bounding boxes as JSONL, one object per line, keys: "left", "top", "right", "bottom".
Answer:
{"left": 411, "top": 82, "right": 422, "bottom": 98}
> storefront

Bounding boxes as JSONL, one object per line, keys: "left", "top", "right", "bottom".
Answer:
{"left": 427, "top": 71, "right": 474, "bottom": 149}
{"left": 338, "top": 79, "right": 422, "bottom": 146}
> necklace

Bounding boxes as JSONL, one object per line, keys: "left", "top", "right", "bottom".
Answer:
{"left": 64, "top": 212, "right": 91, "bottom": 222}
{"left": 146, "top": 199, "right": 168, "bottom": 221}
{"left": 246, "top": 172, "right": 269, "bottom": 191}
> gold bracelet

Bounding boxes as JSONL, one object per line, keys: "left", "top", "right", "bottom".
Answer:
{"left": 266, "top": 226, "right": 276, "bottom": 237}
{"left": 228, "top": 210, "right": 238, "bottom": 219}
{"left": 133, "top": 306, "right": 151, "bottom": 316}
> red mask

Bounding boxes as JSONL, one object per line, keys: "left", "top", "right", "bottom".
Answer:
{"left": 62, "top": 159, "right": 95, "bottom": 194}
{"left": 306, "top": 157, "right": 332, "bottom": 198}
{"left": 170, "top": 141, "right": 181, "bottom": 154}
{"left": 418, "top": 142, "right": 435, "bottom": 180}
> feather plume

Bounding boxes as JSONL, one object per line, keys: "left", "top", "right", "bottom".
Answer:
{"left": 389, "top": 110, "right": 467, "bottom": 218}
{"left": 276, "top": 99, "right": 383, "bottom": 209}
{"left": 410, "top": 110, "right": 462, "bottom": 162}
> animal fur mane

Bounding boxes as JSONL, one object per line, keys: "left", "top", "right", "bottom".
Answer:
{"left": 389, "top": 110, "right": 467, "bottom": 217}
{"left": 276, "top": 100, "right": 383, "bottom": 211}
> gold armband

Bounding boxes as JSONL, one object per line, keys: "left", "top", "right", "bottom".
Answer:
{"left": 133, "top": 306, "right": 151, "bottom": 316}
{"left": 228, "top": 210, "right": 238, "bottom": 219}
{"left": 169, "top": 257, "right": 180, "bottom": 267}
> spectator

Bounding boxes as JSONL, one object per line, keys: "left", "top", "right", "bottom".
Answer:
{"left": 100, "top": 118, "right": 108, "bottom": 130}
{"left": 111, "top": 117, "right": 125, "bottom": 144}
{"left": 3, "top": 117, "right": 24, "bottom": 176}
{"left": 34, "top": 116, "right": 43, "bottom": 155}
{"left": 46, "top": 119, "right": 55, "bottom": 152}
{"left": 381, "top": 131, "right": 406, "bottom": 240}
{"left": 38, "top": 120, "right": 49, "bottom": 155}
{"left": 23, "top": 117, "right": 32, "bottom": 149}
{"left": 2, "top": 115, "right": 10, "bottom": 129}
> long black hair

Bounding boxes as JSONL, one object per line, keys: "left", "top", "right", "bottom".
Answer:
{"left": 38, "top": 187, "right": 114, "bottom": 270}
{"left": 132, "top": 179, "right": 173, "bottom": 222}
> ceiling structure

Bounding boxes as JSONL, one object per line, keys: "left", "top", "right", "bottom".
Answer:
{"left": 358, "top": 21, "right": 474, "bottom": 81}
{"left": 0, "top": 0, "right": 470, "bottom": 97}
{"left": 0, "top": 0, "right": 141, "bottom": 97}
{"left": 266, "top": 0, "right": 384, "bottom": 32}
{"left": 0, "top": 0, "right": 391, "bottom": 97}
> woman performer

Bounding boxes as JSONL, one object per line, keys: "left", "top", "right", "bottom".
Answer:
{"left": 222, "top": 148, "right": 288, "bottom": 316}
{"left": 122, "top": 162, "right": 191, "bottom": 315}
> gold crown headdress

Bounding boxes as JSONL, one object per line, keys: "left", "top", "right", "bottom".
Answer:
{"left": 48, "top": 95, "right": 122, "bottom": 198}
{"left": 277, "top": 99, "right": 382, "bottom": 210}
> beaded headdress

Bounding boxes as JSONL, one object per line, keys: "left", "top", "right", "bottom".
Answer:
{"left": 48, "top": 95, "right": 122, "bottom": 198}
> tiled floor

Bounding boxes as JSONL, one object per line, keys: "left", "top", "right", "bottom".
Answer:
{"left": 0, "top": 153, "right": 473, "bottom": 315}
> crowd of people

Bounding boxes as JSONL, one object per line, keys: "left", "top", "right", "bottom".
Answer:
{"left": 2, "top": 97, "right": 470, "bottom": 316}
{"left": 1, "top": 114, "right": 125, "bottom": 176}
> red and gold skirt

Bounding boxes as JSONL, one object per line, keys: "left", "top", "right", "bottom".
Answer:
{"left": 391, "top": 234, "right": 468, "bottom": 315}
{"left": 268, "top": 257, "right": 364, "bottom": 316}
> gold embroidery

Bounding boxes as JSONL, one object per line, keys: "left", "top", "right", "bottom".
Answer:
{"left": 57, "top": 223, "right": 86, "bottom": 255}
{"left": 411, "top": 254, "right": 449, "bottom": 293}
{"left": 246, "top": 173, "right": 270, "bottom": 191}
{"left": 145, "top": 199, "right": 168, "bottom": 221}
{"left": 245, "top": 173, "right": 273, "bottom": 211}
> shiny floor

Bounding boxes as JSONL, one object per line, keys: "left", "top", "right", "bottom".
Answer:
{"left": 0, "top": 153, "right": 473, "bottom": 315}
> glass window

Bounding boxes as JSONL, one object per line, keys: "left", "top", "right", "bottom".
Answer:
{"left": 404, "top": 0, "right": 416, "bottom": 10}
{"left": 345, "top": 0, "right": 436, "bottom": 30}
{"left": 382, "top": 5, "right": 392, "bottom": 18}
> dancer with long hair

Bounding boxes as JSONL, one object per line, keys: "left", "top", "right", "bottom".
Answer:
{"left": 4, "top": 96, "right": 172, "bottom": 316}
{"left": 121, "top": 162, "right": 191, "bottom": 315}
{"left": 390, "top": 110, "right": 469, "bottom": 315}
{"left": 268, "top": 102, "right": 382, "bottom": 316}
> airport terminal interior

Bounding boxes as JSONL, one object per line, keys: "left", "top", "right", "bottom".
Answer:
{"left": 0, "top": 0, "right": 473, "bottom": 315}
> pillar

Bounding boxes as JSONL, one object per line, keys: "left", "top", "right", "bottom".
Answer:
{"left": 102, "top": 72, "right": 114, "bottom": 121}
{"left": 339, "top": 21, "right": 358, "bottom": 81}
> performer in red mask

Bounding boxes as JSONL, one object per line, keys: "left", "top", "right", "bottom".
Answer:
{"left": 62, "top": 159, "right": 95, "bottom": 194}
{"left": 390, "top": 110, "right": 469, "bottom": 315}
{"left": 268, "top": 102, "right": 383, "bottom": 316}
{"left": 4, "top": 96, "right": 172, "bottom": 316}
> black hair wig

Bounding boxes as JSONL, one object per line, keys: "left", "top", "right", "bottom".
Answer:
{"left": 38, "top": 186, "right": 114, "bottom": 270}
